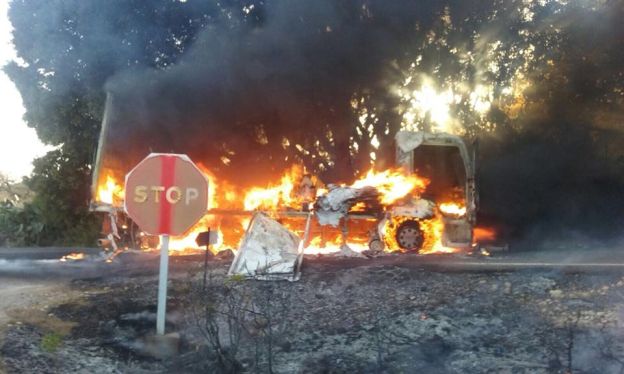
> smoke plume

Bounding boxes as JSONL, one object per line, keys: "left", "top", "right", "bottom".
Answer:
{"left": 98, "top": 0, "right": 624, "bottom": 242}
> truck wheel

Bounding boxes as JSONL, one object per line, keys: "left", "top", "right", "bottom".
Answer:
{"left": 368, "top": 238, "right": 384, "bottom": 253}
{"left": 395, "top": 219, "right": 424, "bottom": 251}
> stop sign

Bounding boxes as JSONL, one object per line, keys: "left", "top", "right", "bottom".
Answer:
{"left": 124, "top": 153, "right": 208, "bottom": 236}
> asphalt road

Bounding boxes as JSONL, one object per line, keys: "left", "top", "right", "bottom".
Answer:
{"left": 0, "top": 247, "right": 102, "bottom": 260}
{"left": 2, "top": 246, "right": 624, "bottom": 280}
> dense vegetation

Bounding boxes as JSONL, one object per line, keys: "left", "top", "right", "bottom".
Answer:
{"left": 2, "top": 1, "right": 225, "bottom": 245}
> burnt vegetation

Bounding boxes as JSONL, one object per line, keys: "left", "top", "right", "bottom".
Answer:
{"left": 5, "top": 260, "right": 624, "bottom": 373}
{"left": 184, "top": 272, "right": 295, "bottom": 373}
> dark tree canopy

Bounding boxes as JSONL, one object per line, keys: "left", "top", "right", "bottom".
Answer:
{"left": 6, "top": 0, "right": 624, "bottom": 245}
{"left": 6, "top": 0, "right": 230, "bottom": 244}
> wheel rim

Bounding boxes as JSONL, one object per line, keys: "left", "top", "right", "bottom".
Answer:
{"left": 395, "top": 221, "right": 424, "bottom": 250}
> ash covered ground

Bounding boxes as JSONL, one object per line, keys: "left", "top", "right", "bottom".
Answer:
{"left": 2, "top": 254, "right": 624, "bottom": 374}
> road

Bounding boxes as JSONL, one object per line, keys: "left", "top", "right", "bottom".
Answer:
{"left": 0, "top": 247, "right": 102, "bottom": 260}
{"left": 2, "top": 246, "right": 624, "bottom": 280}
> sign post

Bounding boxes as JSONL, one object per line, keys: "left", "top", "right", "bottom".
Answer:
{"left": 195, "top": 229, "right": 220, "bottom": 290}
{"left": 124, "top": 153, "right": 208, "bottom": 335}
{"left": 156, "top": 234, "right": 170, "bottom": 335}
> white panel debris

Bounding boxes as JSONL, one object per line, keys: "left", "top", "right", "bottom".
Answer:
{"left": 314, "top": 187, "right": 359, "bottom": 227}
{"left": 390, "top": 198, "right": 435, "bottom": 219}
{"left": 228, "top": 212, "right": 302, "bottom": 281}
{"left": 314, "top": 185, "right": 378, "bottom": 227}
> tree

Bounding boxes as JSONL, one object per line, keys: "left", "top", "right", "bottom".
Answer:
{"left": 5, "top": 0, "right": 233, "bottom": 244}
{"left": 6, "top": 0, "right": 624, "bottom": 243}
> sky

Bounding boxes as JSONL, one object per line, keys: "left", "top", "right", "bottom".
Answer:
{"left": 0, "top": 0, "right": 51, "bottom": 181}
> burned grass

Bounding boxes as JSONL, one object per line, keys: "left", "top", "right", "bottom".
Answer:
{"left": 2, "top": 257, "right": 624, "bottom": 373}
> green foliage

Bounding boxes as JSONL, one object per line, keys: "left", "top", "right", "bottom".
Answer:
{"left": 22, "top": 146, "right": 101, "bottom": 246}
{"left": 0, "top": 200, "right": 99, "bottom": 247}
{"left": 226, "top": 274, "right": 247, "bottom": 283}
{"left": 0, "top": 205, "right": 44, "bottom": 246}
{"left": 0, "top": 143, "right": 102, "bottom": 246}
{"left": 4, "top": 0, "right": 222, "bottom": 245}
{"left": 40, "top": 332, "right": 64, "bottom": 353}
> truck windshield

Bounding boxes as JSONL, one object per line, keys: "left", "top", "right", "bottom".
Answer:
{"left": 412, "top": 144, "right": 466, "bottom": 202}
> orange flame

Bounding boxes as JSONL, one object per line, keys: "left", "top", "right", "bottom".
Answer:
{"left": 420, "top": 217, "right": 460, "bottom": 254}
{"left": 95, "top": 164, "right": 463, "bottom": 256}
{"left": 474, "top": 226, "right": 496, "bottom": 242}
{"left": 60, "top": 252, "right": 85, "bottom": 261}
{"left": 382, "top": 215, "right": 460, "bottom": 255}
{"left": 97, "top": 175, "right": 124, "bottom": 205}
{"left": 243, "top": 165, "right": 304, "bottom": 211}
{"left": 166, "top": 214, "right": 250, "bottom": 254}
{"left": 196, "top": 163, "right": 240, "bottom": 210}
{"left": 439, "top": 202, "right": 467, "bottom": 217}
{"left": 350, "top": 168, "right": 428, "bottom": 205}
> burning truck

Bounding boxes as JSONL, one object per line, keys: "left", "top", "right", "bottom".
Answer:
{"left": 310, "top": 130, "right": 477, "bottom": 254}
{"left": 90, "top": 96, "right": 479, "bottom": 262}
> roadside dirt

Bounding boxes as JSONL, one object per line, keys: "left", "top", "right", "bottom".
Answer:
{"left": 0, "top": 277, "right": 83, "bottom": 373}
{"left": 0, "top": 278, "right": 75, "bottom": 326}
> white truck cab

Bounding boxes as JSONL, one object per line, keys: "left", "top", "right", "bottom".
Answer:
{"left": 384, "top": 131, "right": 478, "bottom": 251}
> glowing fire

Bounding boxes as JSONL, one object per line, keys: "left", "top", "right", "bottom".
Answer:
{"left": 60, "top": 252, "right": 85, "bottom": 261}
{"left": 95, "top": 164, "right": 462, "bottom": 256}
{"left": 382, "top": 215, "right": 457, "bottom": 254}
{"left": 243, "top": 165, "right": 304, "bottom": 211}
{"left": 350, "top": 168, "right": 428, "bottom": 205}
{"left": 305, "top": 237, "right": 369, "bottom": 255}
{"left": 474, "top": 226, "right": 496, "bottom": 242}
{"left": 439, "top": 202, "right": 467, "bottom": 217}
{"left": 282, "top": 217, "right": 372, "bottom": 255}
{"left": 420, "top": 217, "right": 459, "bottom": 254}
{"left": 196, "top": 163, "right": 241, "bottom": 210}
{"left": 97, "top": 175, "right": 124, "bottom": 205}
{"left": 167, "top": 214, "right": 249, "bottom": 254}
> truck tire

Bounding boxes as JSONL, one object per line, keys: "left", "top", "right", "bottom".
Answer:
{"left": 395, "top": 219, "right": 424, "bottom": 251}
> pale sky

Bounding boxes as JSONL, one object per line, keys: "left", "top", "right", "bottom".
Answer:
{"left": 0, "top": 0, "right": 52, "bottom": 181}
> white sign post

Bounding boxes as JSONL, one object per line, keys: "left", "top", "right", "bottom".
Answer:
{"left": 156, "top": 234, "right": 170, "bottom": 335}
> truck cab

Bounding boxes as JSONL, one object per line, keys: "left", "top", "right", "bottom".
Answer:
{"left": 387, "top": 131, "right": 477, "bottom": 250}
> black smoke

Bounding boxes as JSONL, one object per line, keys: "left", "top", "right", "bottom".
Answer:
{"left": 102, "top": 0, "right": 444, "bottom": 184}
{"left": 97, "top": 0, "right": 624, "bottom": 243}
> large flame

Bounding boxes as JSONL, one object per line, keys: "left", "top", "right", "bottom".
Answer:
{"left": 419, "top": 217, "right": 459, "bottom": 254}
{"left": 382, "top": 215, "right": 457, "bottom": 254}
{"left": 243, "top": 165, "right": 304, "bottom": 211}
{"left": 95, "top": 164, "right": 464, "bottom": 256}
{"left": 97, "top": 175, "right": 125, "bottom": 205}
{"left": 350, "top": 168, "right": 429, "bottom": 205}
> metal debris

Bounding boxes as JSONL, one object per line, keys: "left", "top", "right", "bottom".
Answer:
{"left": 228, "top": 212, "right": 303, "bottom": 281}
{"left": 314, "top": 185, "right": 379, "bottom": 227}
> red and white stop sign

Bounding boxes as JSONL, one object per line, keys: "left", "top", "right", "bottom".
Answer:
{"left": 124, "top": 153, "right": 208, "bottom": 236}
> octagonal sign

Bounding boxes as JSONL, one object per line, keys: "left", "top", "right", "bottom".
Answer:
{"left": 124, "top": 153, "right": 208, "bottom": 236}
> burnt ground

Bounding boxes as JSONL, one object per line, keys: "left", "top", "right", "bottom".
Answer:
{"left": 2, "top": 253, "right": 624, "bottom": 373}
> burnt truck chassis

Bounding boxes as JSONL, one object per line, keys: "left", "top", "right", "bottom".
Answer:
{"left": 91, "top": 131, "right": 477, "bottom": 254}
{"left": 92, "top": 204, "right": 380, "bottom": 254}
